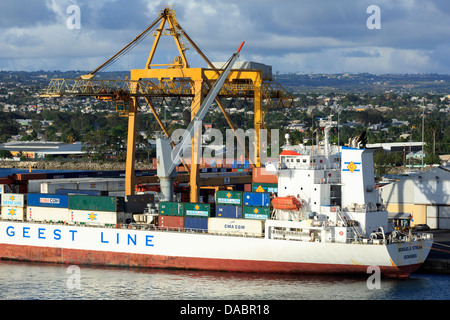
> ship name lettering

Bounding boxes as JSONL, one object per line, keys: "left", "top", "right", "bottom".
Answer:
{"left": 404, "top": 254, "right": 417, "bottom": 260}
{"left": 5, "top": 225, "right": 77, "bottom": 241}
{"left": 99, "top": 232, "right": 154, "bottom": 247}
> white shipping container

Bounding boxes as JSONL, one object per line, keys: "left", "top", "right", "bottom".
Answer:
{"left": 1, "top": 193, "right": 25, "bottom": 207}
{"left": 1, "top": 206, "right": 25, "bottom": 221}
{"left": 69, "top": 209, "right": 118, "bottom": 226}
{"left": 78, "top": 181, "right": 108, "bottom": 191}
{"left": 107, "top": 180, "right": 125, "bottom": 192}
{"left": 208, "top": 218, "right": 264, "bottom": 236}
{"left": 27, "top": 206, "right": 69, "bottom": 223}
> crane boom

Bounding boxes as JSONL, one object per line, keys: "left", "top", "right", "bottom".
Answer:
{"left": 157, "top": 42, "right": 244, "bottom": 201}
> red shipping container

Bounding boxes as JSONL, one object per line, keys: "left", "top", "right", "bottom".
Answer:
{"left": 252, "top": 167, "right": 278, "bottom": 184}
{"left": 159, "top": 216, "right": 184, "bottom": 231}
{"left": 244, "top": 184, "right": 252, "bottom": 192}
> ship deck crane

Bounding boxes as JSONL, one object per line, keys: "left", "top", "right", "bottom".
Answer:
{"left": 40, "top": 6, "right": 294, "bottom": 202}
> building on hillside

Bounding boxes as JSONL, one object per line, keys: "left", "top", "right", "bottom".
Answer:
{"left": 377, "top": 166, "right": 450, "bottom": 229}
{"left": 367, "top": 142, "right": 424, "bottom": 153}
{"left": 0, "top": 141, "right": 85, "bottom": 159}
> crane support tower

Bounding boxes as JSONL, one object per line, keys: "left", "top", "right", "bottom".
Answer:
{"left": 40, "top": 6, "right": 294, "bottom": 202}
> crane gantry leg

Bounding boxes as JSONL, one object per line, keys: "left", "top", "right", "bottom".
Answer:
{"left": 190, "top": 78, "right": 204, "bottom": 203}
{"left": 125, "top": 97, "right": 138, "bottom": 196}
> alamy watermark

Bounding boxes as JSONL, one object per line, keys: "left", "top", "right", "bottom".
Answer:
{"left": 366, "top": 5, "right": 381, "bottom": 30}
{"left": 366, "top": 265, "right": 381, "bottom": 290}
{"left": 67, "top": 265, "right": 81, "bottom": 290}
{"left": 66, "top": 5, "right": 81, "bottom": 30}
{"left": 168, "top": 126, "right": 280, "bottom": 165}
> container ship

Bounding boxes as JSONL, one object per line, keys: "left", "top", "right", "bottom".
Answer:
{"left": 0, "top": 118, "right": 433, "bottom": 278}
{"left": 0, "top": 39, "right": 433, "bottom": 278}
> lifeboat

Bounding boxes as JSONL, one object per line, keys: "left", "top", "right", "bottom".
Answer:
{"left": 271, "top": 196, "right": 301, "bottom": 211}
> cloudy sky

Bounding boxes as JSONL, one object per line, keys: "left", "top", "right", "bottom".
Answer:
{"left": 1, "top": 0, "right": 449, "bottom": 74}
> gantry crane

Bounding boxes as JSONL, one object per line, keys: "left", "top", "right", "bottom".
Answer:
{"left": 41, "top": 6, "right": 293, "bottom": 202}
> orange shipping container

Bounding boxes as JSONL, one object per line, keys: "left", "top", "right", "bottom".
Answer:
{"left": 252, "top": 167, "right": 278, "bottom": 184}
{"left": 159, "top": 216, "right": 184, "bottom": 231}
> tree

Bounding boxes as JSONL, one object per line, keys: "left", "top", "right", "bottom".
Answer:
{"left": 0, "top": 150, "right": 13, "bottom": 159}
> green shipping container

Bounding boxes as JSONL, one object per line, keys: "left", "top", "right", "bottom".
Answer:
{"left": 184, "top": 203, "right": 211, "bottom": 218}
{"left": 252, "top": 183, "right": 278, "bottom": 193}
{"left": 159, "top": 202, "right": 184, "bottom": 216}
{"left": 68, "top": 195, "right": 124, "bottom": 212}
{"left": 216, "top": 190, "right": 243, "bottom": 206}
{"left": 243, "top": 206, "right": 271, "bottom": 220}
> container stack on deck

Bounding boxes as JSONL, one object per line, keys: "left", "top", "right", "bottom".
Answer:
{"left": 1, "top": 193, "right": 26, "bottom": 221}
{"left": 0, "top": 192, "right": 154, "bottom": 227}
{"left": 157, "top": 189, "right": 273, "bottom": 237}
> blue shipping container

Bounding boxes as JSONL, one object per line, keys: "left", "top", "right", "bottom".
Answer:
{"left": 55, "top": 189, "right": 106, "bottom": 196}
{"left": 27, "top": 194, "right": 69, "bottom": 208}
{"left": 184, "top": 217, "right": 208, "bottom": 232}
{"left": 216, "top": 205, "right": 243, "bottom": 218}
{"left": 243, "top": 192, "right": 270, "bottom": 207}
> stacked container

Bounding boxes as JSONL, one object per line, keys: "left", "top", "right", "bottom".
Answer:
{"left": 1, "top": 193, "right": 26, "bottom": 221}
{"left": 158, "top": 202, "right": 184, "bottom": 230}
{"left": 27, "top": 194, "right": 69, "bottom": 223}
{"left": 243, "top": 192, "right": 271, "bottom": 220}
{"left": 68, "top": 195, "right": 125, "bottom": 226}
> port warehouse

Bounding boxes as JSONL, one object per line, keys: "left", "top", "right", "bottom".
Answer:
{"left": 378, "top": 166, "right": 450, "bottom": 229}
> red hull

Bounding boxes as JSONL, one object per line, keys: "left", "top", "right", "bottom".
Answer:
{"left": 0, "top": 244, "right": 420, "bottom": 278}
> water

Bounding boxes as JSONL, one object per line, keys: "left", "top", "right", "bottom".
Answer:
{"left": 0, "top": 260, "right": 448, "bottom": 300}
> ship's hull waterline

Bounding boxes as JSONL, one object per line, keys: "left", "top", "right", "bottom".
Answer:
{"left": 0, "top": 221, "right": 431, "bottom": 278}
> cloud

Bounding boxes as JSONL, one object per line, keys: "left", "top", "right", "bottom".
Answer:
{"left": 0, "top": 0, "right": 449, "bottom": 74}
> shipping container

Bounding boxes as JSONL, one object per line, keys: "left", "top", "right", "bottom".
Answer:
{"left": 216, "top": 190, "right": 243, "bottom": 206}
{"left": 27, "top": 194, "right": 69, "bottom": 208}
{"left": 1, "top": 207, "right": 25, "bottom": 221}
{"left": 216, "top": 205, "right": 243, "bottom": 219}
{"left": 159, "top": 202, "right": 184, "bottom": 216}
{"left": 252, "top": 167, "right": 278, "bottom": 184}
{"left": 252, "top": 183, "right": 278, "bottom": 194}
{"left": 243, "top": 206, "right": 271, "bottom": 220}
{"left": 125, "top": 194, "right": 155, "bottom": 214}
{"left": 208, "top": 218, "right": 264, "bottom": 236}
{"left": 68, "top": 195, "right": 124, "bottom": 212}
{"left": 1, "top": 193, "right": 26, "bottom": 207}
{"left": 69, "top": 209, "right": 119, "bottom": 226}
{"left": 41, "top": 182, "right": 78, "bottom": 194}
{"left": 184, "top": 217, "right": 208, "bottom": 232}
{"left": 55, "top": 189, "right": 107, "bottom": 196}
{"left": 243, "top": 192, "right": 270, "bottom": 207}
{"left": 159, "top": 215, "right": 184, "bottom": 231}
{"left": 77, "top": 181, "right": 108, "bottom": 191}
{"left": 27, "top": 206, "right": 69, "bottom": 223}
{"left": 184, "top": 203, "right": 211, "bottom": 218}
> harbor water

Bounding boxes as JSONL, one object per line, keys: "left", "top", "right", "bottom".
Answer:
{"left": 0, "top": 260, "right": 448, "bottom": 300}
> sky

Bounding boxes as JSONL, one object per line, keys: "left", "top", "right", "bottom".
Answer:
{"left": 1, "top": 0, "right": 450, "bottom": 74}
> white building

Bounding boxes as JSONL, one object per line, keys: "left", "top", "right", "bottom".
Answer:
{"left": 377, "top": 166, "right": 450, "bottom": 229}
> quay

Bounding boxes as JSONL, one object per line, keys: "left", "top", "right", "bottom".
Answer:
{"left": 419, "top": 230, "right": 450, "bottom": 274}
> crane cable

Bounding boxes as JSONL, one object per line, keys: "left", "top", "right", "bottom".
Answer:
{"left": 81, "top": 12, "right": 165, "bottom": 78}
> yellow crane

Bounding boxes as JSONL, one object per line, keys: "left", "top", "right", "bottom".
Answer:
{"left": 41, "top": 6, "right": 293, "bottom": 202}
